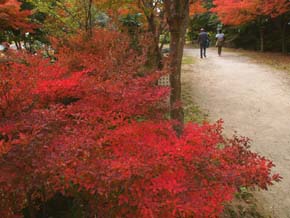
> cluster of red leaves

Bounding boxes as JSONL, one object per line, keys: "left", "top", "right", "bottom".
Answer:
{"left": 212, "top": 0, "right": 290, "bottom": 25}
{"left": 0, "top": 30, "right": 280, "bottom": 218}
{"left": 0, "top": 0, "right": 36, "bottom": 32}
{"left": 189, "top": 0, "right": 207, "bottom": 16}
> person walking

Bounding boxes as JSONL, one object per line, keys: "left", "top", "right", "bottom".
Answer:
{"left": 215, "top": 30, "right": 225, "bottom": 56}
{"left": 197, "top": 28, "right": 209, "bottom": 59}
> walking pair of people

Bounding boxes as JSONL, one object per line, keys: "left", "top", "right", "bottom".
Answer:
{"left": 197, "top": 28, "right": 225, "bottom": 58}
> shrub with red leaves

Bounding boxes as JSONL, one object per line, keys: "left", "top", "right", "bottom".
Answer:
{"left": 0, "top": 30, "right": 280, "bottom": 218}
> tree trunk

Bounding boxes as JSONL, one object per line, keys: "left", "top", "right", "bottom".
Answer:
{"left": 15, "top": 40, "right": 22, "bottom": 50}
{"left": 147, "top": 15, "right": 162, "bottom": 69}
{"left": 88, "top": 0, "right": 93, "bottom": 36}
{"left": 84, "top": 0, "right": 93, "bottom": 36}
{"left": 169, "top": 31, "right": 185, "bottom": 134}
{"left": 147, "top": 38, "right": 162, "bottom": 69}
{"left": 27, "top": 193, "right": 36, "bottom": 218}
{"left": 164, "top": 0, "right": 190, "bottom": 135}
{"left": 275, "top": 15, "right": 288, "bottom": 54}
{"left": 259, "top": 27, "right": 264, "bottom": 52}
{"left": 142, "top": 5, "right": 163, "bottom": 69}
{"left": 281, "top": 27, "right": 286, "bottom": 54}
{"left": 281, "top": 21, "right": 287, "bottom": 54}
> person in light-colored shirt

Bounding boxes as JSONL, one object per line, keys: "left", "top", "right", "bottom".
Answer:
{"left": 215, "top": 30, "right": 225, "bottom": 56}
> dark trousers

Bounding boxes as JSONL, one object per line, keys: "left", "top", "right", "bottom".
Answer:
{"left": 218, "top": 46, "right": 222, "bottom": 56}
{"left": 200, "top": 44, "right": 206, "bottom": 58}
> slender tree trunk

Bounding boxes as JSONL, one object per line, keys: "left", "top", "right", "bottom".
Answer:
{"left": 147, "top": 15, "right": 162, "bottom": 69}
{"left": 274, "top": 15, "right": 288, "bottom": 54}
{"left": 259, "top": 27, "right": 264, "bottom": 52}
{"left": 164, "top": 0, "right": 190, "bottom": 135}
{"left": 256, "top": 18, "right": 265, "bottom": 52}
{"left": 281, "top": 21, "right": 287, "bottom": 54}
{"left": 15, "top": 40, "right": 22, "bottom": 50}
{"left": 148, "top": 38, "right": 162, "bottom": 69}
{"left": 84, "top": 0, "right": 93, "bottom": 36}
{"left": 27, "top": 193, "right": 36, "bottom": 218}
{"left": 87, "top": 0, "right": 93, "bottom": 36}
{"left": 140, "top": 2, "right": 163, "bottom": 69}
{"left": 41, "top": 186, "right": 47, "bottom": 218}
{"left": 169, "top": 30, "right": 186, "bottom": 134}
{"left": 281, "top": 16, "right": 289, "bottom": 54}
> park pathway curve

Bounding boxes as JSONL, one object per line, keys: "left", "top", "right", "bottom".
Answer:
{"left": 182, "top": 48, "right": 290, "bottom": 218}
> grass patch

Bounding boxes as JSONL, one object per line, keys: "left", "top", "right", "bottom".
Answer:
{"left": 233, "top": 49, "right": 290, "bottom": 74}
{"left": 183, "top": 101, "right": 208, "bottom": 124}
{"left": 222, "top": 187, "right": 266, "bottom": 218}
{"left": 182, "top": 82, "right": 208, "bottom": 124}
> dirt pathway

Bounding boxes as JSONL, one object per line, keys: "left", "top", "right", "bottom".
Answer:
{"left": 182, "top": 48, "right": 290, "bottom": 218}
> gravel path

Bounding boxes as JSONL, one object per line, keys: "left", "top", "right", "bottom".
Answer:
{"left": 182, "top": 48, "right": 290, "bottom": 218}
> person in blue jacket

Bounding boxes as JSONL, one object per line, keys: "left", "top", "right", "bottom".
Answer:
{"left": 197, "top": 28, "right": 209, "bottom": 59}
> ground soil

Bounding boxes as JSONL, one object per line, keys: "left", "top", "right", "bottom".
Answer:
{"left": 182, "top": 47, "right": 290, "bottom": 218}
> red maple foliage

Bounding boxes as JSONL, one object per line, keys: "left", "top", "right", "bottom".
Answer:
{"left": 0, "top": 29, "right": 281, "bottom": 218}
{"left": 190, "top": 0, "right": 207, "bottom": 16}
{"left": 0, "top": 0, "right": 35, "bottom": 32}
{"left": 212, "top": 0, "right": 290, "bottom": 25}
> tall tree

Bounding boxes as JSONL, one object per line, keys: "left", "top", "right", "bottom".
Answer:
{"left": 164, "top": 0, "right": 190, "bottom": 134}
{"left": 160, "top": 0, "right": 206, "bottom": 134}
{"left": 108, "top": 0, "right": 205, "bottom": 69}
{"left": 136, "top": 0, "right": 165, "bottom": 68}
